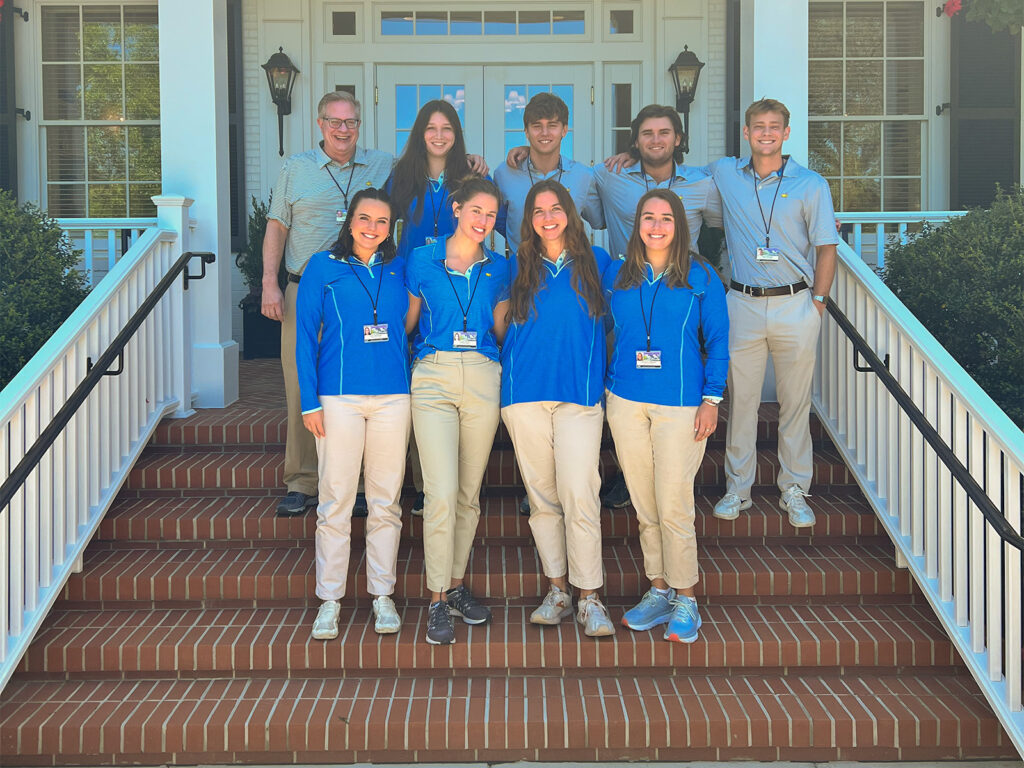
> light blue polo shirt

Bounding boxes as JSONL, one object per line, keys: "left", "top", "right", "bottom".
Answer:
{"left": 603, "top": 257, "right": 729, "bottom": 407}
{"left": 709, "top": 155, "right": 839, "bottom": 287}
{"left": 295, "top": 250, "right": 410, "bottom": 413}
{"left": 494, "top": 155, "right": 605, "bottom": 254}
{"left": 406, "top": 236, "right": 511, "bottom": 362}
{"left": 593, "top": 162, "right": 723, "bottom": 259}
{"left": 501, "top": 246, "right": 612, "bottom": 408}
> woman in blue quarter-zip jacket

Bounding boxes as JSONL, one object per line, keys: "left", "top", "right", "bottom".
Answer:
{"left": 500, "top": 178, "right": 616, "bottom": 638}
{"left": 295, "top": 188, "right": 410, "bottom": 643}
{"left": 603, "top": 188, "right": 729, "bottom": 645}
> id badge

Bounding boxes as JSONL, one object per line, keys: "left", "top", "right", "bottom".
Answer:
{"left": 424, "top": 236, "right": 437, "bottom": 245}
{"left": 336, "top": 209, "right": 347, "bottom": 224}
{"left": 453, "top": 330, "right": 478, "bottom": 349}
{"left": 364, "top": 323, "right": 389, "bottom": 343}
{"left": 756, "top": 247, "right": 781, "bottom": 262}
{"left": 635, "top": 350, "right": 662, "bottom": 369}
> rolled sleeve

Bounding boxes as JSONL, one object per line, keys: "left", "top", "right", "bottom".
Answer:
{"left": 807, "top": 178, "right": 840, "bottom": 247}
{"left": 268, "top": 161, "right": 294, "bottom": 229}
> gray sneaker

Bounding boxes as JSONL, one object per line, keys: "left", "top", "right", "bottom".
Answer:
{"left": 780, "top": 484, "right": 815, "bottom": 527}
{"left": 425, "top": 599, "right": 455, "bottom": 645}
{"left": 372, "top": 595, "right": 401, "bottom": 634}
{"left": 276, "top": 491, "right": 317, "bottom": 517}
{"left": 311, "top": 600, "right": 340, "bottom": 640}
{"left": 576, "top": 594, "right": 615, "bottom": 637}
{"left": 713, "top": 492, "right": 751, "bottom": 521}
{"left": 530, "top": 585, "right": 574, "bottom": 625}
{"left": 446, "top": 584, "right": 491, "bottom": 625}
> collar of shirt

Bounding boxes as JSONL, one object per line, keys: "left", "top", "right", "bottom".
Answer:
{"left": 739, "top": 154, "right": 797, "bottom": 181}
{"left": 626, "top": 161, "right": 691, "bottom": 183}
{"left": 317, "top": 142, "right": 368, "bottom": 170}
{"left": 643, "top": 262, "right": 668, "bottom": 283}
{"left": 523, "top": 154, "right": 570, "bottom": 175}
{"left": 331, "top": 251, "right": 383, "bottom": 269}
{"left": 440, "top": 252, "right": 491, "bottom": 278}
{"left": 542, "top": 249, "right": 570, "bottom": 271}
{"left": 427, "top": 171, "right": 445, "bottom": 192}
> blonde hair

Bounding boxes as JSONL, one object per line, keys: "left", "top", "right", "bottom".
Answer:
{"left": 317, "top": 90, "right": 361, "bottom": 120}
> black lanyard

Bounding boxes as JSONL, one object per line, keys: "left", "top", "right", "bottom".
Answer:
{"left": 527, "top": 157, "right": 564, "bottom": 187}
{"left": 638, "top": 271, "right": 665, "bottom": 351}
{"left": 752, "top": 157, "right": 787, "bottom": 248}
{"left": 346, "top": 259, "right": 384, "bottom": 324}
{"left": 325, "top": 162, "right": 357, "bottom": 211}
{"left": 426, "top": 177, "right": 444, "bottom": 237}
{"left": 640, "top": 161, "right": 673, "bottom": 191}
{"left": 442, "top": 257, "right": 485, "bottom": 332}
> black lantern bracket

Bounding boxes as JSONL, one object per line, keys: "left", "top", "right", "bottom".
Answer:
{"left": 262, "top": 47, "right": 300, "bottom": 157}
{"left": 668, "top": 46, "right": 706, "bottom": 156}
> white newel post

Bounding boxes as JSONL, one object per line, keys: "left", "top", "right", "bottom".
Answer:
{"left": 153, "top": 195, "right": 196, "bottom": 418}
{"left": 158, "top": 0, "right": 240, "bottom": 408}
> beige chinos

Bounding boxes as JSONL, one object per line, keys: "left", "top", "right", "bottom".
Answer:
{"left": 724, "top": 290, "right": 821, "bottom": 499}
{"left": 502, "top": 401, "right": 605, "bottom": 590}
{"left": 606, "top": 391, "right": 706, "bottom": 590}
{"left": 282, "top": 281, "right": 319, "bottom": 496}
{"left": 314, "top": 394, "right": 410, "bottom": 600}
{"left": 412, "top": 351, "right": 501, "bottom": 593}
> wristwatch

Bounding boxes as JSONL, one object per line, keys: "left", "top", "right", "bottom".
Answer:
{"left": 702, "top": 395, "right": 723, "bottom": 406}
{"left": 812, "top": 294, "right": 827, "bottom": 304}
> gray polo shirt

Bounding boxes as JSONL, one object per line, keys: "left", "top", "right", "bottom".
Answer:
{"left": 592, "top": 162, "right": 723, "bottom": 259}
{"left": 269, "top": 143, "right": 394, "bottom": 274}
{"left": 709, "top": 155, "right": 838, "bottom": 287}
{"left": 493, "top": 155, "right": 605, "bottom": 254}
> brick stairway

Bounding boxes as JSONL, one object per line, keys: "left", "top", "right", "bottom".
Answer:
{"left": 1, "top": 360, "right": 1017, "bottom": 765}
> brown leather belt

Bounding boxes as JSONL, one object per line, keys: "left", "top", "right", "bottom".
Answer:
{"left": 287, "top": 273, "right": 301, "bottom": 284}
{"left": 729, "top": 279, "right": 807, "bottom": 298}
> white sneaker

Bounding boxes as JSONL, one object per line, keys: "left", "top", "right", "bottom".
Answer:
{"left": 530, "top": 585, "right": 574, "bottom": 625}
{"left": 576, "top": 594, "right": 615, "bottom": 637}
{"left": 372, "top": 595, "right": 401, "bottom": 634}
{"left": 311, "top": 600, "right": 340, "bottom": 640}
{"left": 713, "top": 492, "right": 752, "bottom": 520}
{"left": 780, "top": 484, "right": 815, "bottom": 528}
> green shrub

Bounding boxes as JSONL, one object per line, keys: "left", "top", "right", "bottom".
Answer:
{"left": 0, "top": 191, "right": 90, "bottom": 390}
{"left": 235, "top": 194, "right": 286, "bottom": 311}
{"left": 881, "top": 186, "right": 1024, "bottom": 427}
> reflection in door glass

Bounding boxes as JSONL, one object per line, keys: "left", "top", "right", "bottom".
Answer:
{"left": 504, "top": 84, "right": 574, "bottom": 160}
{"left": 394, "top": 83, "right": 467, "bottom": 155}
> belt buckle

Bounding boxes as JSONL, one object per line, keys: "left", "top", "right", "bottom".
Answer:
{"left": 750, "top": 285, "right": 763, "bottom": 298}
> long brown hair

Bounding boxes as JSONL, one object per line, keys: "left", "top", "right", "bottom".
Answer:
{"left": 616, "top": 188, "right": 699, "bottom": 290}
{"left": 510, "top": 179, "right": 604, "bottom": 323}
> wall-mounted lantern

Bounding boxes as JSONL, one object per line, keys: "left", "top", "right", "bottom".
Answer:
{"left": 668, "top": 46, "right": 705, "bottom": 155}
{"left": 262, "top": 47, "right": 299, "bottom": 157}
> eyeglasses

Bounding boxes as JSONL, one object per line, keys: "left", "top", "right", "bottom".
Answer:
{"left": 322, "top": 117, "right": 361, "bottom": 130}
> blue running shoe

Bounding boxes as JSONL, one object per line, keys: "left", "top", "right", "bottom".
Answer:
{"left": 664, "top": 597, "right": 702, "bottom": 643}
{"left": 621, "top": 588, "right": 675, "bottom": 631}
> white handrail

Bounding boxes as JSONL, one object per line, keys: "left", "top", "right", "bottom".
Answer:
{"left": 813, "top": 240, "right": 1024, "bottom": 757}
{"left": 836, "top": 210, "right": 968, "bottom": 268}
{"left": 55, "top": 218, "right": 158, "bottom": 286}
{"left": 0, "top": 198, "right": 196, "bottom": 692}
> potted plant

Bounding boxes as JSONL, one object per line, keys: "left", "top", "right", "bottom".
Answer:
{"left": 237, "top": 194, "right": 287, "bottom": 359}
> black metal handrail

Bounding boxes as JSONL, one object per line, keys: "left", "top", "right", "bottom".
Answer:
{"left": 825, "top": 298, "right": 1024, "bottom": 552}
{"left": 0, "top": 251, "right": 215, "bottom": 512}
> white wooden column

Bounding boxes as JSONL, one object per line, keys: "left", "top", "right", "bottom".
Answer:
{"left": 741, "top": 0, "right": 810, "bottom": 164}
{"left": 158, "top": 0, "right": 239, "bottom": 408}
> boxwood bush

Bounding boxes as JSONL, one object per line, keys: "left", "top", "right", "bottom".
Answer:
{"left": 0, "top": 191, "right": 90, "bottom": 390}
{"left": 881, "top": 186, "right": 1024, "bottom": 427}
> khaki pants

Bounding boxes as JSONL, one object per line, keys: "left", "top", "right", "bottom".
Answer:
{"left": 502, "top": 401, "right": 605, "bottom": 590}
{"left": 314, "top": 394, "right": 410, "bottom": 600}
{"left": 412, "top": 352, "right": 500, "bottom": 593}
{"left": 282, "top": 281, "right": 319, "bottom": 496}
{"left": 724, "top": 290, "right": 821, "bottom": 498}
{"left": 606, "top": 391, "right": 705, "bottom": 591}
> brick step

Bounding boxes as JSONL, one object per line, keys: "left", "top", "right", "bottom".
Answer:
{"left": 151, "top": 402, "right": 828, "bottom": 448}
{"left": 98, "top": 493, "right": 883, "bottom": 548}
{"left": 124, "top": 446, "right": 855, "bottom": 493}
{"left": 1, "top": 672, "right": 1014, "bottom": 763}
{"left": 19, "top": 602, "right": 957, "bottom": 678}
{"left": 61, "top": 542, "right": 912, "bottom": 605}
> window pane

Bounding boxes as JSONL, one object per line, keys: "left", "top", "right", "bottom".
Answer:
{"left": 128, "top": 126, "right": 161, "bottom": 181}
{"left": 450, "top": 11, "right": 481, "bottom": 35}
{"left": 47, "top": 127, "right": 86, "bottom": 182}
{"left": 843, "top": 121, "right": 881, "bottom": 177}
{"left": 442, "top": 85, "right": 465, "bottom": 121}
{"left": 88, "top": 126, "right": 126, "bottom": 182}
{"left": 381, "top": 11, "right": 413, "bottom": 35}
{"left": 518, "top": 11, "right": 550, "bottom": 34}
{"left": 825, "top": 177, "right": 841, "bottom": 210}
{"left": 89, "top": 183, "right": 127, "bottom": 217}
{"left": 332, "top": 11, "right": 357, "bottom": 36}
{"left": 43, "top": 64, "right": 83, "bottom": 120}
{"left": 484, "top": 11, "right": 516, "bottom": 34}
{"left": 845, "top": 60, "right": 882, "bottom": 115}
{"left": 83, "top": 6, "right": 123, "bottom": 62}
{"left": 884, "top": 177, "right": 920, "bottom": 210}
{"left": 395, "top": 85, "right": 417, "bottom": 129}
{"left": 396, "top": 130, "right": 410, "bottom": 155}
{"left": 124, "top": 6, "right": 158, "bottom": 60}
{"left": 809, "top": 60, "right": 843, "bottom": 115}
{"left": 128, "top": 182, "right": 160, "bottom": 216}
{"left": 416, "top": 10, "right": 447, "bottom": 35}
{"left": 47, "top": 184, "right": 87, "bottom": 217}
{"left": 845, "top": 2, "right": 883, "bottom": 58}
{"left": 883, "top": 121, "right": 921, "bottom": 176}
{"left": 809, "top": 3, "right": 842, "bottom": 58}
{"left": 886, "top": 60, "right": 923, "bottom": 115}
{"left": 612, "top": 83, "right": 632, "bottom": 128}
{"left": 553, "top": 10, "right": 584, "bottom": 34}
{"left": 551, "top": 84, "right": 573, "bottom": 113}
{"left": 125, "top": 63, "right": 159, "bottom": 119}
{"left": 843, "top": 177, "right": 881, "bottom": 211}
{"left": 614, "top": 129, "right": 632, "bottom": 155}
{"left": 84, "top": 63, "right": 124, "bottom": 120}
{"left": 609, "top": 10, "right": 634, "bottom": 35}
{"left": 418, "top": 85, "right": 441, "bottom": 107}
{"left": 41, "top": 7, "right": 81, "bottom": 63}
{"left": 886, "top": 2, "right": 924, "bottom": 57}
{"left": 505, "top": 86, "right": 526, "bottom": 130}
{"left": 562, "top": 132, "right": 573, "bottom": 158}
{"left": 809, "top": 121, "right": 841, "bottom": 177}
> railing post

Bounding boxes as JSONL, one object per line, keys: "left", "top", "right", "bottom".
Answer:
{"left": 153, "top": 195, "right": 196, "bottom": 418}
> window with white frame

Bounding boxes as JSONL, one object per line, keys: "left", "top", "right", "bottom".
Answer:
{"left": 40, "top": 4, "right": 160, "bottom": 217}
{"left": 808, "top": 1, "right": 925, "bottom": 211}
{"left": 379, "top": 8, "right": 586, "bottom": 36}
